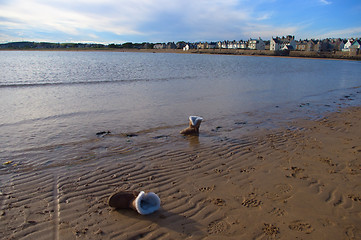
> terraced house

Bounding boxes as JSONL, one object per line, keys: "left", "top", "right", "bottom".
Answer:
{"left": 270, "top": 35, "right": 296, "bottom": 51}
{"left": 248, "top": 38, "right": 265, "bottom": 50}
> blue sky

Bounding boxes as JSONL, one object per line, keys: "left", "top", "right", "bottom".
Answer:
{"left": 0, "top": 0, "right": 360, "bottom": 44}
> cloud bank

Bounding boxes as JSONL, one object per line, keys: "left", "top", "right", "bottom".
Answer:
{"left": 0, "top": 0, "right": 360, "bottom": 43}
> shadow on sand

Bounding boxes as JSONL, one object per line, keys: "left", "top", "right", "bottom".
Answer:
{"left": 115, "top": 207, "right": 204, "bottom": 238}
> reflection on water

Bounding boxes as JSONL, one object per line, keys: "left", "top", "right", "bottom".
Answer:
{"left": 185, "top": 135, "right": 200, "bottom": 148}
{"left": 0, "top": 51, "right": 360, "bottom": 168}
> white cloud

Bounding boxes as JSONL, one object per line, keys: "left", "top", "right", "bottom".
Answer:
{"left": 0, "top": 0, "right": 146, "bottom": 36}
{"left": 316, "top": 27, "right": 361, "bottom": 39}
{"left": 2, "top": 0, "right": 351, "bottom": 43}
{"left": 255, "top": 13, "right": 272, "bottom": 21}
{"left": 319, "top": 0, "right": 332, "bottom": 5}
{"left": 242, "top": 23, "right": 298, "bottom": 39}
{"left": 1, "top": 0, "right": 269, "bottom": 42}
{"left": 0, "top": 32, "right": 55, "bottom": 43}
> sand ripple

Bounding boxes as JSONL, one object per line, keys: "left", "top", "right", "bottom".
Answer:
{"left": 1, "top": 107, "right": 361, "bottom": 239}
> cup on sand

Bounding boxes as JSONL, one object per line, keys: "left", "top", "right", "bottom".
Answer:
{"left": 180, "top": 116, "right": 203, "bottom": 135}
{"left": 108, "top": 191, "right": 161, "bottom": 215}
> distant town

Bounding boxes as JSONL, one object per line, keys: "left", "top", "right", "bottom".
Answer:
{"left": 1, "top": 36, "right": 360, "bottom": 59}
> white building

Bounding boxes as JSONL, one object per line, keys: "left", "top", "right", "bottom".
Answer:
{"left": 342, "top": 39, "right": 354, "bottom": 51}
{"left": 217, "top": 40, "right": 247, "bottom": 49}
{"left": 270, "top": 36, "right": 296, "bottom": 51}
{"left": 248, "top": 38, "right": 265, "bottom": 50}
{"left": 153, "top": 43, "right": 166, "bottom": 49}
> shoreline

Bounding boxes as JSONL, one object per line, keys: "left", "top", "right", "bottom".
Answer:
{"left": 1, "top": 48, "right": 361, "bottom": 61}
{"left": 1, "top": 104, "right": 360, "bottom": 239}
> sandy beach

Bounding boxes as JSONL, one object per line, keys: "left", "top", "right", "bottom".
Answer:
{"left": 1, "top": 105, "right": 360, "bottom": 240}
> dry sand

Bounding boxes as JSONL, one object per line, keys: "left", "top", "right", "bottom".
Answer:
{"left": 1, "top": 107, "right": 360, "bottom": 240}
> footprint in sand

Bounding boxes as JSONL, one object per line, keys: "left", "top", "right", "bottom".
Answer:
{"left": 275, "top": 183, "right": 293, "bottom": 193}
{"left": 262, "top": 223, "right": 280, "bottom": 236}
{"left": 348, "top": 194, "right": 361, "bottom": 202}
{"left": 346, "top": 160, "right": 361, "bottom": 175}
{"left": 288, "top": 220, "right": 314, "bottom": 234}
{"left": 269, "top": 207, "right": 287, "bottom": 217}
{"left": 198, "top": 185, "right": 215, "bottom": 192}
{"left": 265, "top": 183, "right": 293, "bottom": 201}
{"left": 285, "top": 166, "right": 308, "bottom": 179}
{"left": 207, "top": 220, "right": 230, "bottom": 234}
{"left": 307, "top": 178, "right": 325, "bottom": 194}
{"left": 240, "top": 167, "right": 255, "bottom": 173}
{"left": 241, "top": 198, "right": 262, "bottom": 208}
{"left": 345, "top": 225, "right": 361, "bottom": 240}
{"left": 318, "top": 156, "right": 338, "bottom": 167}
{"left": 351, "top": 146, "right": 361, "bottom": 154}
{"left": 324, "top": 188, "right": 353, "bottom": 209}
{"left": 209, "top": 198, "right": 226, "bottom": 206}
{"left": 317, "top": 218, "right": 335, "bottom": 227}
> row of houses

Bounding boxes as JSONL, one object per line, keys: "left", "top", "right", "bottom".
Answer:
{"left": 154, "top": 36, "right": 360, "bottom": 53}
{"left": 341, "top": 39, "right": 361, "bottom": 52}
{"left": 271, "top": 36, "right": 361, "bottom": 52}
{"left": 181, "top": 38, "right": 267, "bottom": 51}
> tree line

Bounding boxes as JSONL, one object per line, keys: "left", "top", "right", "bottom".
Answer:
{"left": 0, "top": 41, "right": 159, "bottom": 49}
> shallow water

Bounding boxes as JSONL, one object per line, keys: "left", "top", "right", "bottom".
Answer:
{"left": 0, "top": 51, "right": 360, "bottom": 169}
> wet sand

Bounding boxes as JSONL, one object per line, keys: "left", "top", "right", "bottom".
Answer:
{"left": 1, "top": 106, "right": 361, "bottom": 240}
